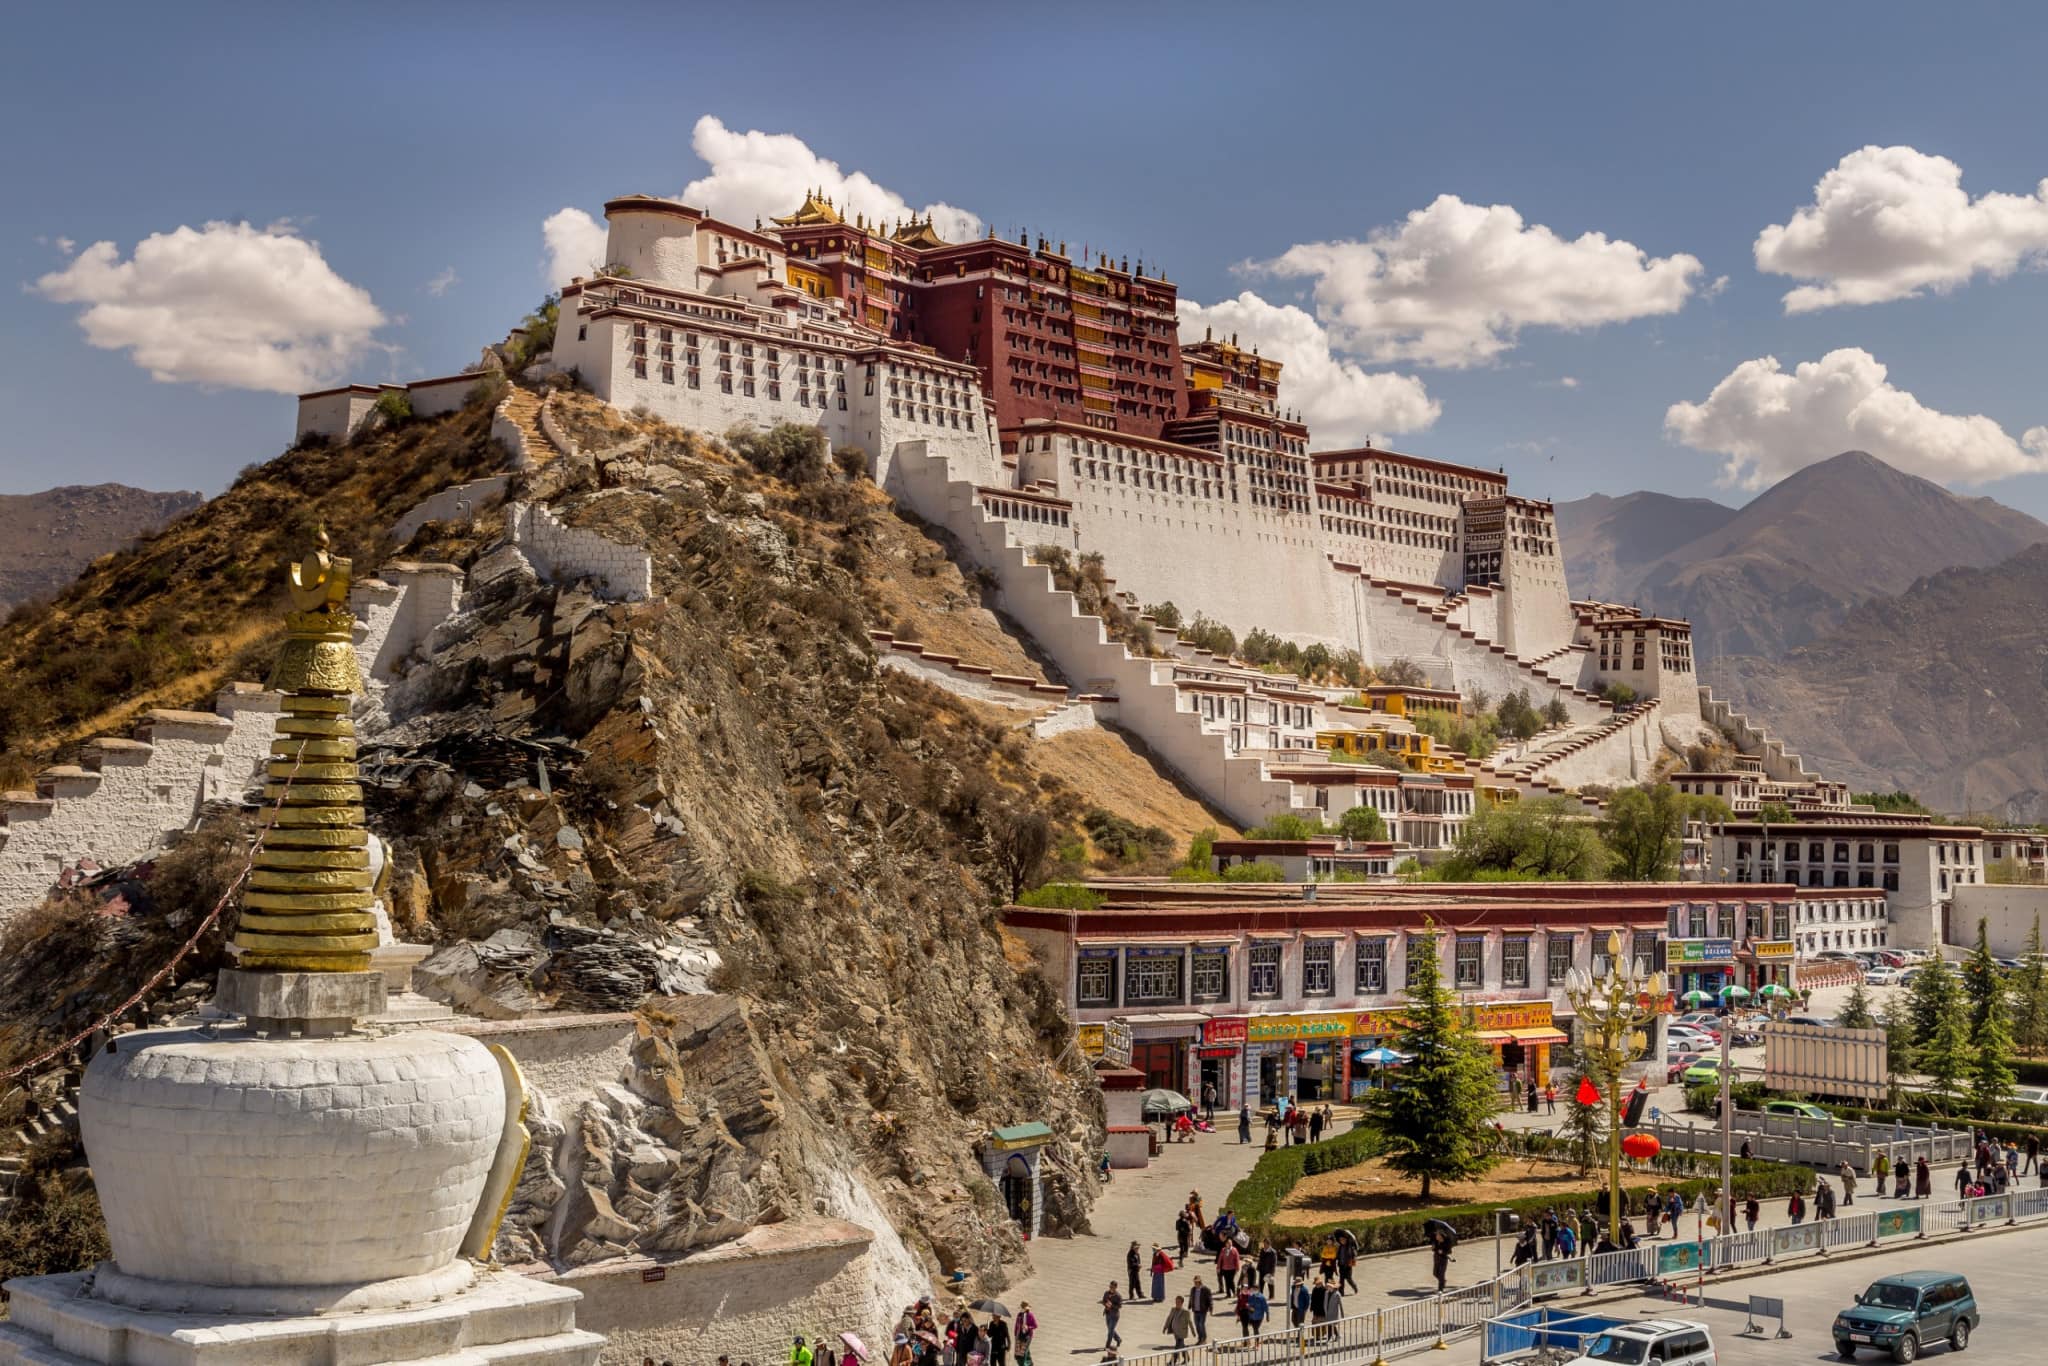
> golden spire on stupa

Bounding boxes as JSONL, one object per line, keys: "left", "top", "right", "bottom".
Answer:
{"left": 232, "top": 529, "right": 378, "bottom": 972}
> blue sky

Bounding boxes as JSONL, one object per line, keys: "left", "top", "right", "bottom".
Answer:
{"left": 5, "top": 2, "right": 2048, "bottom": 517}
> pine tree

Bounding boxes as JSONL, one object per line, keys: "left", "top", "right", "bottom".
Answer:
{"left": 1362, "top": 919, "right": 1502, "bottom": 1198}
{"left": 2014, "top": 915, "right": 2048, "bottom": 1056}
{"left": 1837, "top": 979, "right": 1878, "bottom": 1030}
{"left": 1962, "top": 919, "right": 2002, "bottom": 1034}
{"left": 1969, "top": 979, "right": 2017, "bottom": 1117}
{"left": 1558, "top": 1088, "right": 1606, "bottom": 1175}
{"left": 1919, "top": 984, "right": 1974, "bottom": 1109}
{"left": 1907, "top": 956, "right": 1961, "bottom": 1048}
{"left": 1878, "top": 993, "right": 1915, "bottom": 1107}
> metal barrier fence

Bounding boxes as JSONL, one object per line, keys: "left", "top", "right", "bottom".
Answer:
{"left": 1110, "top": 1190, "right": 2048, "bottom": 1366}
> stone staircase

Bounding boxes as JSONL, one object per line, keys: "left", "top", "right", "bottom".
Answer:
{"left": 1697, "top": 686, "right": 1826, "bottom": 787}
{"left": 490, "top": 388, "right": 560, "bottom": 468}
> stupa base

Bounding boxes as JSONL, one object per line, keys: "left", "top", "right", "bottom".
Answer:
{"left": 0, "top": 1266, "right": 602, "bottom": 1365}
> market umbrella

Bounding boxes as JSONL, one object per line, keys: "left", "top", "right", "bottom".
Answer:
{"left": 1755, "top": 983, "right": 1792, "bottom": 1001}
{"left": 1354, "top": 1044, "right": 1404, "bottom": 1090}
{"left": 1139, "top": 1088, "right": 1195, "bottom": 1117}
{"left": 1719, "top": 984, "right": 1752, "bottom": 1006}
{"left": 969, "top": 1300, "right": 1011, "bottom": 1319}
{"left": 1679, "top": 989, "right": 1715, "bottom": 1008}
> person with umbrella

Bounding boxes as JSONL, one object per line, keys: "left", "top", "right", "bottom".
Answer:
{"left": 969, "top": 1304, "right": 1010, "bottom": 1366}
{"left": 1424, "top": 1218, "right": 1457, "bottom": 1292}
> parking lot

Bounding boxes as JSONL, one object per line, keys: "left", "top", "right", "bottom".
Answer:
{"left": 1448, "top": 1222, "right": 2048, "bottom": 1363}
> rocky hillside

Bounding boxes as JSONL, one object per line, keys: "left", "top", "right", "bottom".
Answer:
{"left": 1557, "top": 452, "right": 2048, "bottom": 661}
{"left": 1710, "top": 543, "right": 2048, "bottom": 820}
{"left": 0, "top": 388, "right": 1252, "bottom": 1290}
{"left": 0, "top": 484, "right": 201, "bottom": 613}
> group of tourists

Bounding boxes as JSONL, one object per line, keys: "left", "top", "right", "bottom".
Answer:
{"left": 883, "top": 1297, "right": 1037, "bottom": 1366}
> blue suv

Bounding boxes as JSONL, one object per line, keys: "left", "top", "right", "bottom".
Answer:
{"left": 1832, "top": 1271, "right": 1979, "bottom": 1361}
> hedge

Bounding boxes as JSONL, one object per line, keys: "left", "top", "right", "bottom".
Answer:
{"left": 1227, "top": 1125, "right": 1381, "bottom": 1228}
{"left": 1261, "top": 1159, "right": 1812, "bottom": 1255}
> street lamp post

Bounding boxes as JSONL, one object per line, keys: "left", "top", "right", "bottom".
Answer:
{"left": 1564, "top": 931, "right": 1669, "bottom": 1247}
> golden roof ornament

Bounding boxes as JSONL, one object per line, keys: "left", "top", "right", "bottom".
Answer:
{"left": 232, "top": 528, "right": 377, "bottom": 973}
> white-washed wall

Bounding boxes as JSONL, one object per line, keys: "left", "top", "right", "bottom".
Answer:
{"left": 391, "top": 477, "right": 510, "bottom": 545}
{"left": 508, "top": 502, "right": 653, "bottom": 602}
{"left": 296, "top": 390, "right": 378, "bottom": 443}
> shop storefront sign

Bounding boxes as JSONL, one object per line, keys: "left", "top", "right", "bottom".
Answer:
{"left": 1753, "top": 940, "right": 1795, "bottom": 959}
{"left": 1077, "top": 1021, "right": 1133, "bottom": 1066}
{"left": 1245, "top": 1012, "right": 1353, "bottom": 1043}
{"left": 1665, "top": 938, "right": 1736, "bottom": 964}
{"left": 1076, "top": 1024, "right": 1103, "bottom": 1057}
{"left": 1204, "top": 1017, "right": 1248, "bottom": 1047}
{"left": 1198, "top": 1046, "right": 1239, "bottom": 1060}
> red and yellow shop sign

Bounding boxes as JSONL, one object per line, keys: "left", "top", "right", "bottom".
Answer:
{"left": 1753, "top": 940, "right": 1796, "bottom": 959}
{"left": 1204, "top": 1017, "right": 1248, "bottom": 1046}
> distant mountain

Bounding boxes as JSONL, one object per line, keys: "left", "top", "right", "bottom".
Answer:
{"left": 1710, "top": 543, "right": 2048, "bottom": 821}
{"left": 0, "top": 484, "right": 201, "bottom": 612}
{"left": 1557, "top": 452, "right": 2048, "bottom": 660}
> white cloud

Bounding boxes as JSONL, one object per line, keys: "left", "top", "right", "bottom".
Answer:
{"left": 1177, "top": 292, "right": 1440, "bottom": 445}
{"left": 1558, "top": 376, "right": 1580, "bottom": 389}
{"left": 1664, "top": 347, "right": 2048, "bottom": 489}
{"left": 32, "top": 220, "right": 387, "bottom": 394}
{"left": 1256, "top": 194, "right": 1704, "bottom": 368}
{"left": 542, "top": 206, "right": 609, "bottom": 287}
{"left": 681, "top": 115, "right": 982, "bottom": 242}
{"left": 1755, "top": 145, "right": 2048, "bottom": 313}
{"left": 425, "top": 266, "right": 458, "bottom": 297}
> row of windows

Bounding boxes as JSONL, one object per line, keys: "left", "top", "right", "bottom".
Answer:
{"left": 1073, "top": 932, "right": 1652, "bottom": 1007}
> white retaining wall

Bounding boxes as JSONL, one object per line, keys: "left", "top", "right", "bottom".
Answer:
{"left": 508, "top": 502, "right": 653, "bottom": 602}
{"left": 391, "top": 478, "right": 510, "bottom": 545}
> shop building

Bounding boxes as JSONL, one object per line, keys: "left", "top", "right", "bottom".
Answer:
{"left": 1006, "top": 882, "right": 1705, "bottom": 1109}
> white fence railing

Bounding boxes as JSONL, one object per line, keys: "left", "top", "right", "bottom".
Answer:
{"left": 1116, "top": 1190, "right": 2048, "bottom": 1366}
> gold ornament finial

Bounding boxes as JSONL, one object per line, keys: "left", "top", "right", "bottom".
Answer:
{"left": 234, "top": 531, "right": 375, "bottom": 972}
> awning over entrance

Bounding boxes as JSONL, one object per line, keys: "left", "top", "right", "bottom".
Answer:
{"left": 1473, "top": 1030, "right": 1514, "bottom": 1043}
{"left": 1508, "top": 1027, "right": 1569, "bottom": 1045}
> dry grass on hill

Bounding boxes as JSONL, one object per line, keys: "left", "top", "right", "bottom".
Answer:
{"left": 1028, "top": 726, "right": 1235, "bottom": 845}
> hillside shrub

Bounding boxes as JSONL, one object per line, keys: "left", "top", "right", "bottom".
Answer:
{"left": 1015, "top": 882, "right": 1103, "bottom": 910}
{"left": 373, "top": 390, "right": 414, "bottom": 423}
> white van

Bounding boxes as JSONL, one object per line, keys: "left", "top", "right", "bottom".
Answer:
{"left": 1565, "top": 1318, "right": 1715, "bottom": 1364}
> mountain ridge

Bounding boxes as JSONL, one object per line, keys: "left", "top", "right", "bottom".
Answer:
{"left": 0, "top": 484, "right": 202, "bottom": 612}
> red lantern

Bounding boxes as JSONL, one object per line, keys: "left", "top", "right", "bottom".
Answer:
{"left": 1575, "top": 1077, "right": 1601, "bottom": 1107}
{"left": 1621, "top": 1133, "right": 1661, "bottom": 1161}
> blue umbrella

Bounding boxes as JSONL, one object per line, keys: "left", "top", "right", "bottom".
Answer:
{"left": 1355, "top": 1046, "right": 1404, "bottom": 1064}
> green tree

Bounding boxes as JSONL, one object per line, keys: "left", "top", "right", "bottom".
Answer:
{"left": 1962, "top": 918, "right": 2002, "bottom": 1034}
{"left": 1918, "top": 980, "right": 1974, "bottom": 1107}
{"left": 1558, "top": 1085, "right": 1607, "bottom": 1176}
{"left": 1380, "top": 658, "right": 1428, "bottom": 687}
{"left": 1878, "top": 993, "right": 1915, "bottom": 1106}
{"left": 1360, "top": 922, "right": 1503, "bottom": 1197}
{"left": 1145, "top": 601, "right": 1183, "bottom": 630}
{"left": 1969, "top": 978, "right": 2018, "bottom": 1116}
{"left": 1906, "top": 956, "right": 1962, "bottom": 1048}
{"left": 1015, "top": 881, "right": 1103, "bottom": 910}
{"left": 1599, "top": 784, "right": 1685, "bottom": 882}
{"left": 2014, "top": 915, "right": 2048, "bottom": 1054}
{"left": 1757, "top": 801, "right": 1794, "bottom": 824}
{"left": 1838, "top": 978, "right": 1879, "bottom": 1030}
{"left": 1542, "top": 697, "right": 1571, "bottom": 728}
{"left": 1247, "top": 812, "right": 1326, "bottom": 840}
{"left": 1338, "top": 805, "right": 1388, "bottom": 842}
{"left": 1443, "top": 796, "right": 1610, "bottom": 880}
{"left": 1220, "top": 860, "right": 1286, "bottom": 882}
{"left": 1855, "top": 790, "right": 1932, "bottom": 815}
{"left": 1183, "top": 827, "right": 1217, "bottom": 873}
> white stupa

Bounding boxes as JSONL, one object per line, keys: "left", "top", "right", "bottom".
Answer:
{"left": 0, "top": 535, "right": 603, "bottom": 1365}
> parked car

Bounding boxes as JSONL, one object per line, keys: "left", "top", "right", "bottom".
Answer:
{"left": 1566, "top": 1319, "right": 1715, "bottom": 1365}
{"left": 1832, "top": 1270, "right": 1978, "bottom": 1360}
{"left": 1681, "top": 1057, "right": 1724, "bottom": 1086}
{"left": 1877, "top": 950, "right": 1910, "bottom": 968}
{"left": 1676, "top": 1012, "right": 1724, "bottom": 1035}
{"left": 1763, "top": 1099, "right": 1833, "bottom": 1121}
{"left": 1783, "top": 1015, "right": 1833, "bottom": 1028}
{"left": 1866, "top": 966, "right": 1903, "bottom": 986}
{"left": 1666, "top": 1029, "right": 1716, "bottom": 1054}
{"left": 1816, "top": 948, "right": 1856, "bottom": 960}
{"left": 1667, "top": 1052, "right": 1704, "bottom": 1083}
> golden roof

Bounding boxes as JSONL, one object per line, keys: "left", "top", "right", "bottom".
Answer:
{"left": 773, "top": 189, "right": 843, "bottom": 227}
{"left": 890, "top": 215, "right": 948, "bottom": 250}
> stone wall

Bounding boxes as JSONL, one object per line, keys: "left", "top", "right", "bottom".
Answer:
{"left": 390, "top": 477, "right": 510, "bottom": 545}
{"left": 507, "top": 501, "right": 653, "bottom": 602}
{"left": 443, "top": 1012, "right": 639, "bottom": 1107}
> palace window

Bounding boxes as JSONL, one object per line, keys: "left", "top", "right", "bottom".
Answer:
{"left": 1455, "top": 936, "right": 1484, "bottom": 989}
{"left": 1076, "top": 954, "right": 1116, "bottom": 1008}
{"left": 1633, "top": 931, "right": 1659, "bottom": 976}
{"left": 1191, "top": 950, "right": 1229, "bottom": 1003}
{"left": 1248, "top": 942, "right": 1282, "bottom": 1000}
{"left": 1356, "top": 937, "right": 1388, "bottom": 994}
{"left": 1125, "top": 950, "right": 1184, "bottom": 1006}
{"left": 1302, "top": 940, "right": 1335, "bottom": 997}
{"left": 1502, "top": 936, "right": 1530, "bottom": 988}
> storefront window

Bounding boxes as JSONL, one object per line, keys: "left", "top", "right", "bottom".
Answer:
{"left": 1077, "top": 954, "right": 1116, "bottom": 1007}
{"left": 1249, "top": 942, "right": 1281, "bottom": 999}
{"left": 1355, "top": 937, "right": 1387, "bottom": 994}
{"left": 1503, "top": 936, "right": 1530, "bottom": 987}
{"left": 1302, "top": 940, "right": 1335, "bottom": 996}
{"left": 1191, "top": 950, "right": 1229, "bottom": 1003}
{"left": 1125, "top": 950, "right": 1184, "bottom": 1006}
{"left": 1455, "top": 936, "right": 1484, "bottom": 989}
{"left": 1546, "top": 934, "right": 1574, "bottom": 985}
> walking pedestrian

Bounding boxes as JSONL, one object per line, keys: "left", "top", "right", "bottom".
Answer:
{"left": 1955, "top": 1160, "right": 1973, "bottom": 1197}
{"left": 1873, "top": 1150, "right": 1890, "bottom": 1192}
{"left": 1511, "top": 1226, "right": 1538, "bottom": 1266}
{"left": 1201, "top": 1080, "right": 1217, "bottom": 1123}
{"left": 1429, "top": 1228, "right": 1454, "bottom": 1293}
{"left": 1234, "top": 1286, "right": 1253, "bottom": 1338}
{"left": 792, "top": 1337, "right": 814, "bottom": 1366}
{"left": 1307, "top": 1278, "right": 1327, "bottom": 1337}
{"left": 1322, "top": 1283, "right": 1344, "bottom": 1339}
{"left": 988, "top": 1315, "right": 1010, "bottom": 1366}
{"left": 1014, "top": 1302, "right": 1036, "bottom": 1361}
{"left": 1164, "top": 1296, "right": 1193, "bottom": 1364}
{"left": 1308, "top": 1109, "right": 1325, "bottom": 1143}
{"left": 1743, "top": 1196, "right": 1760, "bottom": 1233}
{"left": 1216, "top": 1239, "right": 1240, "bottom": 1295}
{"left": 1101, "top": 1283, "right": 1125, "bottom": 1350}
{"left": 1644, "top": 1190, "right": 1661, "bottom": 1239}
{"left": 1526, "top": 1082, "right": 1540, "bottom": 1114}
{"left": 1175, "top": 1211, "right": 1191, "bottom": 1263}
{"left": 1665, "top": 1190, "right": 1683, "bottom": 1230}
{"left": 1916, "top": 1156, "right": 1932, "bottom": 1199}
{"left": 1815, "top": 1178, "right": 1836, "bottom": 1220}
{"left": 1238, "top": 1104, "right": 1252, "bottom": 1145}
{"left": 1786, "top": 1190, "right": 1805, "bottom": 1226}
{"left": 1126, "top": 1242, "right": 1143, "bottom": 1300}
{"left": 1150, "top": 1245, "right": 1172, "bottom": 1304}
{"left": 1188, "top": 1277, "right": 1211, "bottom": 1344}
{"left": 1257, "top": 1239, "right": 1279, "bottom": 1296}
{"left": 1245, "top": 1287, "right": 1268, "bottom": 1338}
{"left": 2027, "top": 1134, "right": 2041, "bottom": 1176}
{"left": 1544, "top": 1084, "right": 1557, "bottom": 1114}
{"left": 1839, "top": 1160, "right": 1857, "bottom": 1206}
{"left": 1335, "top": 1229, "right": 1357, "bottom": 1294}
{"left": 1288, "top": 1276, "right": 1310, "bottom": 1330}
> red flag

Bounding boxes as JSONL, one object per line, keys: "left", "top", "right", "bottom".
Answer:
{"left": 1576, "top": 1077, "right": 1601, "bottom": 1107}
